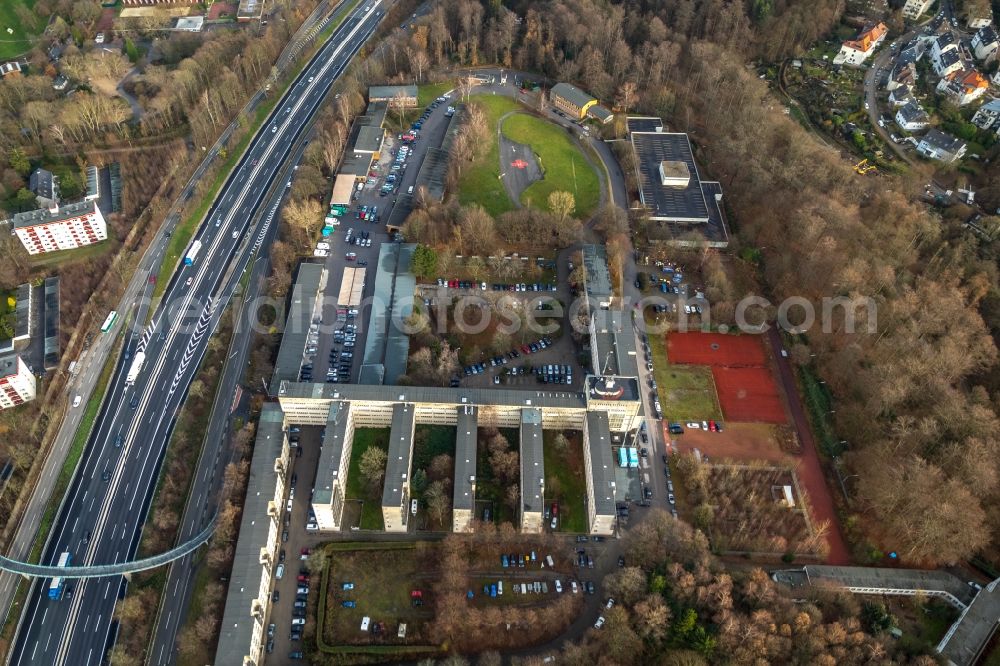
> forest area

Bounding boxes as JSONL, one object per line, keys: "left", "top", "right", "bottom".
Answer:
{"left": 374, "top": 0, "right": 1000, "bottom": 570}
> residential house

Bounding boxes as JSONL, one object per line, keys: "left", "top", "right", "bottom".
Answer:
{"left": 889, "top": 88, "right": 915, "bottom": 106}
{"left": 972, "top": 26, "right": 999, "bottom": 61}
{"left": 550, "top": 82, "right": 598, "bottom": 119}
{"left": 0, "top": 61, "right": 21, "bottom": 77}
{"left": 902, "top": 0, "right": 934, "bottom": 20}
{"left": 931, "top": 33, "right": 964, "bottom": 76}
{"left": 52, "top": 75, "right": 68, "bottom": 91}
{"left": 895, "top": 101, "right": 930, "bottom": 131}
{"left": 28, "top": 168, "right": 58, "bottom": 207}
{"left": 916, "top": 128, "right": 968, "bottom": 162}
{"left": 833, "top": 22, "right": 888, "bottom": 65}
{"left": 971, "top": 98, "right": 1000, "bottom": 130}
{"left": 887, "top": 61, "right": 917, "bottom": 91}
{"left": 936, "top": 68, "right": 989, "bottom": 105}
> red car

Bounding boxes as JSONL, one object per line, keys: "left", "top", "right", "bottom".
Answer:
{"left": 521, "top": 345, "right": 531, "bottom": 355}
{"left": 297, "top": 574, "right": 310, "bottom": 583}
{"left": 551, "top": 502, "right": 559, "bottom": 517}
{"left": 410, "top": 589, "right": 423, "bottom": 598}
{"left": 709, "top": 420, "right": 718, "bottom": 432}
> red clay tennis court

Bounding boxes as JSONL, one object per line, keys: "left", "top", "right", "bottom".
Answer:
{"left": 667, "top": 332, "right": 767, "bottom": 366}
{"left": 667, "top": 332, "right": 786, "bottom": 423}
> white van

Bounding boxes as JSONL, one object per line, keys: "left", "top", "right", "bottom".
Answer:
{"left": 361, "top": 616, "right": 371, "bottom": 631}
{"left": 497, "top": 580, "right": 503, "bottom": 595}
{"left": 546, "top": 555, "right": 554, "bottom": 568}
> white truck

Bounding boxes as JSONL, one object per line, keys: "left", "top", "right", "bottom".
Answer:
{"left": 125, "top": 351, "right": 145, "bottom": 385}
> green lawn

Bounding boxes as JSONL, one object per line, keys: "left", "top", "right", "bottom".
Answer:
{"left": 0, "top": 0, "right": 43, "bottom": 60}
{"left": 542, "top": 431, "right": 587, "bottom": 533}
{"left": 647, "top": 331, "right": 723, "bottom": 422}
{"left": 345, "top": 428, "right": 389, "bottom": 530}
{"left": 417, "top": 81, "right": 454, "bottom": 108}
{"left": 456, "top": 95, "right": 522, "bottom": 217}
{"left": 500, "top": 112, "right": 600, "bottom": 218}
{"left": 27, "top": 240, "right": 113, "bottom": 269}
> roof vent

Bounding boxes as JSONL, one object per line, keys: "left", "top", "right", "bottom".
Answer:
{"left": 659, "top": 160, "right": 690, "bottom": 188}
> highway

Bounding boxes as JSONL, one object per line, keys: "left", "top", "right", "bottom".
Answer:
{"left": 7, "top": 4, "right": 386, "bottom": 665}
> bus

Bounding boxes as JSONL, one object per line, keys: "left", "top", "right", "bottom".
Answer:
{"left": 628, "top": 448, "right": 639, "bottom": 468}
{"left": 48, "top": 551, "right": 71, "bottom": 600}
{"left": 100, "top": 311, "right": 118, "bottom": 333}
{"left": 617, "top": 448, "right": 628, "bottom": 468}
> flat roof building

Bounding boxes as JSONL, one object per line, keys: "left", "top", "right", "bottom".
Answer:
{"left": 0, "top": 353, "right": 35, "bottom": 410}
{"left": 336, "top": 267, "right": 366, "bottom": 308}
{"left": 368, "top": 85, "right": 417, "bottom": 107}
{"left": 519, "top": 408, "right": 545, "bottom": 533}
{"left": 13, "top": 283, "right": 31, "bottom": 344}
{"left": 312, "top": 401, "right": 354, "bottom": 530}
{"left": 268, "top": 263, "right": 327, "bottom": 394}
{"left": 214, "top": 404, "right": 289, "bottom": 665}
{"left": 629, "top": 121, "right": 729, "bottom": 247}
{"left": 584, "top": 411, "right": 617, "bottom": 534}
{"left": 382, "top": 402, "right": 416, "bottom": 532}
{"left": 550, "top": 82, "right": 597, "bottom": 120}
{"left": 11, "top": 200, "right": 107, "bottom": 255}
{"left": 453, "top": 406, "right": 478, "bottom": 532}
{"left": 353, "top": 125, "right": 385, "bottom": 155}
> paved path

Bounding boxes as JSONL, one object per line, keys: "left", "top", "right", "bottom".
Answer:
{"left": 766, "top": 327, "right": 850, "bottom": 564}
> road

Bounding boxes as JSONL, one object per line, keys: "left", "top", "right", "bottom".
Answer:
{"left": 7, "top": 4, "right": 386, "bottom": 665}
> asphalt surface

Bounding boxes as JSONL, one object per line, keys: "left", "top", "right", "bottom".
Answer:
{"left": 7, "top": 4, "right": 387, "bottom": 665}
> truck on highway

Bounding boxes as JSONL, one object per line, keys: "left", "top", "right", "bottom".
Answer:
{"left": 48, "top": 551, "right": 71, "bottom": 600}
{"left": 125, "top": 351, "right": 146, "bottom": 385}
{"left": 183, "top": 240, "right": 203, "bottom": 266}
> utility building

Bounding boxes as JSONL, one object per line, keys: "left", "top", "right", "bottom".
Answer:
{"left": 550, "top": 82, "right": 597, "bottom": 119}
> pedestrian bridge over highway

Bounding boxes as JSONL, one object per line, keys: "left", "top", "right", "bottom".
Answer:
{"left": 0, "top": 516, "right": 215, "bottom": 579}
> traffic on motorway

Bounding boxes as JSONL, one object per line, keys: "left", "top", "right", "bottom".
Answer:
{"left": 8, "top": 4, "right": 386, "bottom": 665}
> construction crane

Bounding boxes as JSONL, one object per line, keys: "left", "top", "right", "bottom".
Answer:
{"left": 854, "top": 158, "right": 877, "bottom": 175}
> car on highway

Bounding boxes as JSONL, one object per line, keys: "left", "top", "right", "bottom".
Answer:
{"left": 271, "top": 125, "right": 277, "bottom": 133}
{"left": 185, "top": 277, "right": 193, "bottom": 287}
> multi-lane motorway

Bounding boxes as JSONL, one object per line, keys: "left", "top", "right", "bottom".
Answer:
{"left": 8, "top": 4, "right": 385, "bottom": 664}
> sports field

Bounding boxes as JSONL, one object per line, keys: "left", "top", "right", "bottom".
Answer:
{"left": 667, "top": 332, "right": 785, "bottom": 423}
{"left": 500, "top": 113, "right": 599, "bottom": 218}
{"left": 0, "top": 0, "right": 42, "bottom": 60}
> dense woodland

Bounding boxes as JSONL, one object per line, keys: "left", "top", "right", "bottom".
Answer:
{"left": 365, "top": 0, "right": 1000, "bottom": 569}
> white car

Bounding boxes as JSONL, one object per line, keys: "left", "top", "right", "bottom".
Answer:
{"left": 313, "top": 249, "right": 329, "bottom": 257}
{"left": 231, "top": 230, "right": 239, "bottom": 239}
{"left": 685, "top": 421, "right": 701, "bottom": 429}
{"left": 555, "top": 580, "right": 562, "bottom": 593}
{"left": 271, "top": 125, "right": 277, "bottom": 133}
{"left": 411, "top": 499, "right": 418, "bottom": 515}
{"left": 594, "top": 616, "right": 606, "bottom": 629}
{"left": 316, "top": 242, "right": 330, "bottom": 250}
{"left": 605, "top": 598, "right": 615, "bottom": 609}
{"left": 275, "top": 563, "right": 285, "bottom": 579}
{"left": 571, "top": 581, "right": 578, "bottom": 594}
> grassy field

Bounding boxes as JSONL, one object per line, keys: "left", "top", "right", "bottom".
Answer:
{"left": 27, "top": 241, "right": 113, "bottom": 270}
{"left": 384, "top": 82, "right": 455, "bottom": 134}
{"left": 647, "top": 330, "right": 723, "bottom": 422}
{"left": 500, "top": 112, "right": 600, "bottom": 218}
{"left": 542, "top": 431, "right": 587, "bottom": 533}
{"left": 321, "top": 545, "right": 435, "bottom": 645}
{"left": 0, "top": 0, "right": 43, "bottom": 60}
{"left": 456, "top": 95, "right": 521, "bottom": 217}
{"left": 345, "top": 428, "right": 389, "bottom": 530}
{"left": 418, "top": 81, "right": 454, "bottom": 107}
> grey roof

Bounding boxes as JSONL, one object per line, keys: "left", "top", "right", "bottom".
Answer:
{"left": 369, "top": 85, "right": 417, "bottom": 101}
{"left": 583, "top": 245, "right": 612, "bottom": 301}
{"left": 938, "top": 49, "right": 961, "bottom": 69}
{"left": 360, "top": 244, "right": 400, "bottom": 383}
{"left": 85, "top": 166, "right": 99, "bottom": 200}
{"left": 28, "top": 169, "right": 56, "bottom": 200}
{"left": 353, "top": 125, "right": 385, "bottom": 153}
{"left": 920, "top": 128, "right": 966, "bottom": 153}
{"left": 0, "top": 352, "right": 19, "bottom": 379}
{"left": 215, "top": 403, "right": 285, "bottom": 665}
{"left": 313, "top": 401, "right": 350, "bottom": 506}
{"left": 627, "top": 116, "right": 664, "bottom": 134}
{"left": 585, "top": 375, "right": 640, "bottom": 403}
{"left": 340, "top": 151, "right": 373, "bottom": 177}
{"left": 937, "top": 32, "right": 956, "bottom": 50}
{"left": 360, "top": 102, "right": 388, "bottom": 128}
{"left": 14, "top": 284, "right": 30, "bottom": 341}
{"left": 519, "top": 408, "right": 545, "bottom": 515}
{"left": 587, "top": 104, "right": 613, "bottom": 122}
{"left": 551, "top": 82, "right": 596, "bottom": 110}
{"left": 585, "top": 411, "right": 617, "bottom": 517}
{"left": 269, "top": 263, "right": 325, "bottom": 394}
{"left": 592, "top": 310, "right": 639, "bottom": 379}
{"left": 278, "top": 381, "right": 588, "bottom": 411}
{"left": 453, "top": 406, "right": 478, "bottom": 512}
{"left": 384, "top": 244, "right": 415, "bottom": 385}
{"left": 977, "top": 97, "right": 1000, "bottom": 114}
{"left": 975, "top": 25, "right": 998, "bottom": 46}
{"left": 10, "top": 200, "right": 97, "bottom": 230}
{"left": 897, "top": 100, "right": 928, "bottom": 123}
{"left": 43, "top": 277, "right": 59, "bottom": 367}
{"left": 630, "top": 132, "right": 711, "bottom": 223}
{"left": 382, "top": 402, "right": 415, "bottom": 508}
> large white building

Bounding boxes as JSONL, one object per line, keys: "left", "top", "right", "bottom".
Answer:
{"left": 902, "top": 0, "right": 934, "bottom": 20}
{"left": 0, "top": 353, "right": 36, "bottom": 410}
{"left": 11, "top": 200, "right": 107, "bottom": 255}
{"left": 833, "top": 22, "right": 888, "bottom": 66}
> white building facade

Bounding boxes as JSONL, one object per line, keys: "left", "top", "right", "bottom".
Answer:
{"left": 12, "top": 200, "right": 107, "bottom": 255}
{"left": 0, "top": 354, "right": 36, "bottom": 410}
